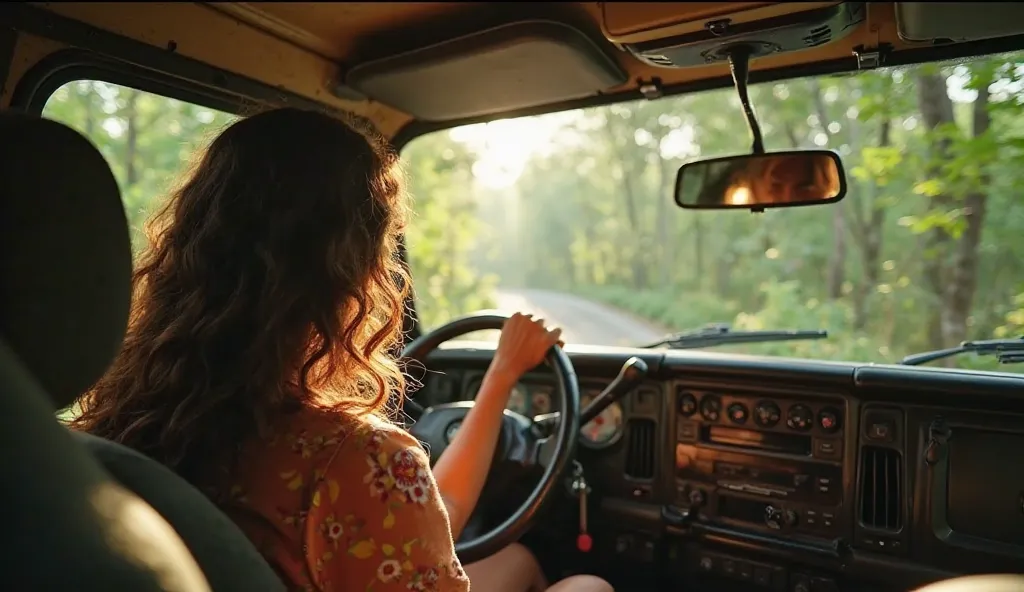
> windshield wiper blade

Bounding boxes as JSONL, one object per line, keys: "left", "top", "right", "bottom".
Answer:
{"left": 900, "top": 336, "right": 1024, "bottom": 366}
{"left": 642, "top": 323, "right": 828, "bottom": 350}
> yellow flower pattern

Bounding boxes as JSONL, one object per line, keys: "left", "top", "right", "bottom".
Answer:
{"left": 223, "top": 409, "right": 469, "bottom": 592}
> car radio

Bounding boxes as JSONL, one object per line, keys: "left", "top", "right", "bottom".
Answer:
{"left": 670, "top": 386, "right": 847, "bottom": 537}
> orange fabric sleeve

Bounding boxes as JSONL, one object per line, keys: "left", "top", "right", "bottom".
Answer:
{"left": 303, "top": 424, "right": 471, "bottom": 591}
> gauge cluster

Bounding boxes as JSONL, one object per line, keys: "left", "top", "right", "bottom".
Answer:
{"left": 464, "top": 379, "right": 626, "bottom": 449}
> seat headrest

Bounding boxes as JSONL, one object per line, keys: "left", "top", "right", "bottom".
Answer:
{"left": 0, "top": 112, "right": 132, "bottom": 409}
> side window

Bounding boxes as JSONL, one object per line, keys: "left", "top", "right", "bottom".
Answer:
{"left": 43, "top": 81, "right": 237, "bottom": 420}
{"left": 43, "top": 81, "right": 238, "bottom": 255}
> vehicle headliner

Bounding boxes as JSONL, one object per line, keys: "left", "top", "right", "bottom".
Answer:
{"left": 24, "top": 2, "right": 929, "bottom": 139}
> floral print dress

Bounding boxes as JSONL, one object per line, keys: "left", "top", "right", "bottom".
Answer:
{"left": 221, "top": 407, "right": 471, "bottom": 591}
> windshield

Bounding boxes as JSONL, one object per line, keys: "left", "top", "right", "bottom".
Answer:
{"left": 403, "top": 51, "right": 1024, "bottom": 374}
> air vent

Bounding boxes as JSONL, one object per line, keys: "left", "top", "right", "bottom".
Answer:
{"left": 803, "top": 25, "right": 832, "bottom": 47}
{"left": 625, "top": 418, "right": 656, "bottom": 480}
{"left": 858, "top": 446, "right": 903, "bottom": 530}
{"left": 641, "top": 53, "right": 675, "bottom": 66}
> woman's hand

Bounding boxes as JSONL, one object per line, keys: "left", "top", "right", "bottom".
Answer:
{"left": 490, "top": 312, "right": 564, "bottom": 381}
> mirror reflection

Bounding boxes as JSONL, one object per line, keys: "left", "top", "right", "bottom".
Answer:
{"left": 675, "top": 151, "right": 846, "bottom": 209}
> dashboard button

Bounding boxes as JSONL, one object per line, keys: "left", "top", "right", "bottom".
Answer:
{"left": 738, "top": 562, "right": 753, "bottom": 580}
{"left": 787, "top": 404, "right": 813, "bottom": 431}
{"left": 676, "top": 420, "right": 697, "bottom": 441}
{"left": 814, "top": 438, "right": 842, "bottom": 460}
{"left": 753, "top": 567, "right": 772, "bottom": 586}
{"left": 698, "top": 555, "right": 714, "bottom": 572}
{"left": 866, "top": 420, "right": 895, "bottom": 442}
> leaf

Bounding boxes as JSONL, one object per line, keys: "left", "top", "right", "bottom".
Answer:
{"left": 311, "top": 490, "right": 321, "bottom": 507}
{"left": 348, "top": 539, "right": 377, "bottom": 559}
{"left": 402, "top": 539, "right": 419, "bottom": 556}
{"left": 328, "top": 479, "right": 341, "bottom": 503}
{"left": 382, "top": 544, "right": 395, "bottom": 556}
{"left": 383, "top": 511, "right": 396, "bottom": 530}
{"left": 286, "top": 473, "right": 304, "bottom": 491}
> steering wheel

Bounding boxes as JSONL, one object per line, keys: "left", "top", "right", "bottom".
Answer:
{"left": 401, "top": 312, "right": 581, "bottom": 565}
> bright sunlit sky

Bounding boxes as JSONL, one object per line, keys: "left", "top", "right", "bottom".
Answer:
{"left": 449, "top": 110, "right": 697, "bottom": 190}
{"left": 447, "top": 67, "right": 990, "bottom": 191}
{"left": 449, "top": 114, "right": 569, "bottom": 190}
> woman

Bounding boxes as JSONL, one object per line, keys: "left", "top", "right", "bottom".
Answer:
{"left": 70, "top": 108, "right": 611, "bottom": 592}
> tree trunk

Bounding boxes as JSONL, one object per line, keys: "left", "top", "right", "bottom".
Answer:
{"left": 807, "top": 79, "right": 847, "bottom": 300}
{"left": 943, "top": 82, "right": 991, "bottom": 344}
{"left": 850, "top": 119, "right": 891, "bottom": 330}
{"left": 916, "top": 72, "right": 957, "bottom": 350}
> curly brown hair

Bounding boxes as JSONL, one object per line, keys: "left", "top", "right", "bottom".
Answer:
{"left": 71, "top": 107, "right": 410, "bottom": 485}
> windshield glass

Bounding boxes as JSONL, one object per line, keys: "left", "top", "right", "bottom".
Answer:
{"left": 406, "top": 51, "right": 1024, "bottom": 373}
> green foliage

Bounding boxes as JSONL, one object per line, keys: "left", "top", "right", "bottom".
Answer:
{"left": 43, "top": 81, "right": 237, "bottom": 254}
{"left": 40, "top": 50, "right": 1024, "bottom": 375}
{"left": 400, "top": 50, "right": 1024, "bottom": 373}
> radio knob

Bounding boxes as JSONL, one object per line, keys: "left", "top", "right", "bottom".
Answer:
{"left": 784, "top": 509, "right": 799, "bottom": 527}
{"left": 786, "top": 404, "right": 813, "bottom": 431}
{"left": 688, "top": 488, "right": 706, "bottom": 507}
{"left": 764, "top": 505, "right": 783, "bottom": 530}
{"left": 727, "top": 403, "right": 748, "bottom": 424}
{"left": 818, "top": 407, "right": 842, "bottom": 433}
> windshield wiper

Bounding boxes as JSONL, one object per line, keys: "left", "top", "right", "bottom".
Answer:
{"left": 900, "top": 336, "right": 1024, "bottom": 366}
{"left": 642, "top": 323, "right": 828, "bottom": 350}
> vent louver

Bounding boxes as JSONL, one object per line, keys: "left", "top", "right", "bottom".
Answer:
{"left": 624, "top": 418, "right": 656, "bottom": 479}
{"left": 858, "top": 446, "right": 903, "bottom": 530}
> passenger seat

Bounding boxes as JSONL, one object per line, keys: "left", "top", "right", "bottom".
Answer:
{"left": 0, "top": 111, "right": 282, "bottom": 591}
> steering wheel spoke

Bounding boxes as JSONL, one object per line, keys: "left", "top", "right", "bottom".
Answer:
{"left": 503, "top": 415, "right": 555, "bottom": 469}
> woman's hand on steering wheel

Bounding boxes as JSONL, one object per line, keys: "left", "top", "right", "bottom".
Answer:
{"left": 489, "top": 313, "right": 564, "bottom": 386}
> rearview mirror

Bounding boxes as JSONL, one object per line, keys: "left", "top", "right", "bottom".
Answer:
{"left": 674, "top": 150, "right": 847, "bottom": 211}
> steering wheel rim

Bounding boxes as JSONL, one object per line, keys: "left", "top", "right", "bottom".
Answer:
{"left": 401, "top": 312, "right": 581, "bottom": 564}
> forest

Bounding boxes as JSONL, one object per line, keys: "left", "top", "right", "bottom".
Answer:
{"left": 43, "top": 49, "right": 1024, "bottom": 374}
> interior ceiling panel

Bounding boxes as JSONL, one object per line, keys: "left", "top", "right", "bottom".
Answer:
{"left": 36, "top": 2, "right": 926, "bottom": 134}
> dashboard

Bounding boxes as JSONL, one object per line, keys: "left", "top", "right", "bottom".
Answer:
{"left": 417, "top": 344, "right": 1024, "bottom": 592}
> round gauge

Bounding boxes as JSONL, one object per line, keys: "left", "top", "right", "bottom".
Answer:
{"left": 677, "top": 391, "right": 698, "bottom": 416}
{"left": 818, "top": 407, "right": 841, "bottom": 433}
{"left": 727, "top": 403, "right": 749, "bottom": 424}
{"left": 754, "top": 401, "right": 782, "bottom": 427}
{"left": 699, "top": 394, "right": 721, "bottom": 421}
{"left": 506, "top": 384, "right": 528, "bottom": 415}
{"left": 531, "top": 390, "right": 552, "bottom": 416}
{"left": 786, "top": 404, "right": 813, "bottom": 431}
{"left": 579, "top": 390, "right": 624, "bottom": 448}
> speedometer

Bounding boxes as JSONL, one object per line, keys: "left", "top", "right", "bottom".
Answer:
{"left": 579, "top": 389, "right": 624, "bottom": 448}
{"left": 506, "top": 383, "right": 528, "bottom": 415}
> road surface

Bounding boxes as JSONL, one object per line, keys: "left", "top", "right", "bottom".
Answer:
{"left": 492, "top": 288, "right": 666, "bottom": 347}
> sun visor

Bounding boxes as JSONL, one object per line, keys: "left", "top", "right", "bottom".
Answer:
{"left": 344, "top": 21, "right": 628, "bottom": 122}
{"left": 895, "top": 2, "right": 1024, "bottom": 43}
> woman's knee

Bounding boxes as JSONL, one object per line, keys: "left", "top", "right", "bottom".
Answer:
{"left": 548, "top": 574, "right": 614, "bottom": 592}
{"left": 463, "top": 543, "right": 546, "bottom": 591}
